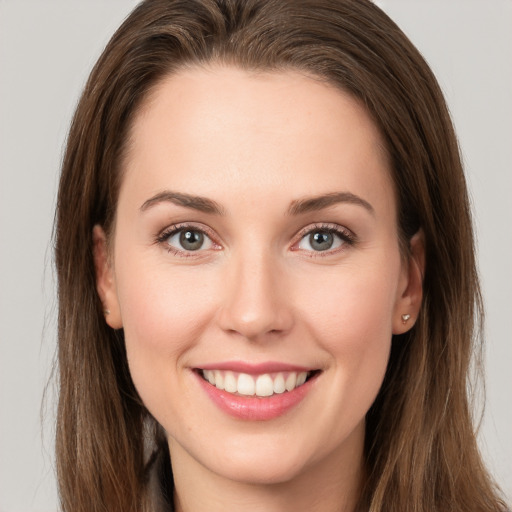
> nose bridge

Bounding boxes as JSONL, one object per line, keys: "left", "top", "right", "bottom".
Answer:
{"left": 217, "top": 245, "right": 293, "bottom": 340}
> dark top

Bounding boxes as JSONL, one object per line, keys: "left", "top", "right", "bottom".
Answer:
{"left": 148, "top": 450, "right": 174, "bottom": 512}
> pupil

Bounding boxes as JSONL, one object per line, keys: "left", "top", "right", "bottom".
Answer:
{"left": 180, "top": 230, "right": 203, "bottom": 251}
{"left": 310, "top": 231, "right": 333, "bottom": 251}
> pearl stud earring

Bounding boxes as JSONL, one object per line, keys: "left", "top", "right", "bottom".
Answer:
{"left": 401, "top": 314, "right": 411, "bottom": 324}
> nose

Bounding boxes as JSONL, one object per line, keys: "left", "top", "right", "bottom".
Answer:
{"left": 216, "top": 251, "right": 294, "bottom": 342}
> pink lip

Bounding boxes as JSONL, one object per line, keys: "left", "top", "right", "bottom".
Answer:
{"left": 197, "top": 361, "right": 313, "bottom": 375}
{"left": 194, "top": 367, "right": 319, "bottom": 421}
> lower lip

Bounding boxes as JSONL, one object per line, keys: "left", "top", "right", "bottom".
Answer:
{"left": 195, "top": 371, "right": 317, "bottom": 421}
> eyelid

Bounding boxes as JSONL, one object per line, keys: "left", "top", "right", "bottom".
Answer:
{"left": 155, "top": 222, "right": 222, "bottom": 254}
{"left": 154, "top": 221, "right": 355, "bottom": 257}
{"left": 290, "top": 222, "right": 357, "bottom": 255}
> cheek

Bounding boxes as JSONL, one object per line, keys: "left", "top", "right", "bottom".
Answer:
{"left": 300, "top": 259, "right": 399, "bottom": 343}
{"left": 118, "top": 258, "right": 216, "bottom": 348}
{"left": 297, "top": 261, "right": 399, "bottom": 414}
{"left": 114, "top": 259, "right": 219, "bottom": 416}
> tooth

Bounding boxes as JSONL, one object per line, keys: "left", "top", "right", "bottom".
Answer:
{"left": 285, "top": 372, "right": 297, "bottom": 391}
{"left": 214, "top": 370, "right": 224, "bottom": 390}
{"left": 213, "top": 370, "right": 224, "bottom": 389}
{"left": 224, "top": 371, "right": 237, "bottom": 393}
{"left": 237, "top": 373, "right": 255, "bottom": 396}
{"left": 273, "top": 373, "right": 286, "bottom": 394}
{"left": 204, "top": 370, "right": 215, "bottom": 385}
{"left": 255, "top": 374, "right": 274, "bottom": 397}
{"left": 296, "top": 371, "right": 307, "bottom": 386}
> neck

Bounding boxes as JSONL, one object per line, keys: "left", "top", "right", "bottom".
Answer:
{"left": 169, "top": 423, "right": 365, "bottom": 512}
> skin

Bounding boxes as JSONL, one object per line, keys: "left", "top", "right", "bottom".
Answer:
{"left": 94, "top": 66, "right": 424, "bottom": 512}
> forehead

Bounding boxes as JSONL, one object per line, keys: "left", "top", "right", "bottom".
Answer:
{"left": 120, "top": 65, "right": 395, "bottom": 218}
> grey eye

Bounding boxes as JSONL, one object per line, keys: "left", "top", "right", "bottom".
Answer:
{"left": 309, "top": 232, "right": 334, "bottom": 251}
{"left": 166, "top": 229, "right": 213, "bottom": 252}
{"left": 180, "top": 230, "right": 204, "bottom": 251}
{"left": 298, "top": 230, "right": 344, "bottom": 252}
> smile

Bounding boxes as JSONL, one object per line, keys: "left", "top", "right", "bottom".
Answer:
{"left": 201, "top": 369, "right": 311, "bottom": 397}
{"left": 195, "top": 365, "right": 321, "bottom": 420}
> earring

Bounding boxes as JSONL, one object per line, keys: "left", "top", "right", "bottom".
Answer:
{"left": 401, "top": 314, "right": 411, "bottom": 324}
{"left": 104, "top": 309, "right": 111, "bottom": 316}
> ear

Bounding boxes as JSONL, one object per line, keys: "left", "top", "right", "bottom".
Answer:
{"left": 92, "top": 225, "right": 123, "bottom": 329}
{"left": 392, "top": 230, "right": 425, "bottom": 334}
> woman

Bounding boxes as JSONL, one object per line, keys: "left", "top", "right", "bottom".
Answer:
{"left": 54, "top": 0, "right": 508, "bottom": 511}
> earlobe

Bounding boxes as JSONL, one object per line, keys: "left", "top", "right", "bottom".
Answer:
{"left": 392, "top": 230, "right": 425, "bottom": 334}
{"left": 92, "top": 225, "right": 123, "bottom": 329}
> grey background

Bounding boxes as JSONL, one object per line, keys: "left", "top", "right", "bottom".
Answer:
{"left": 0, "top": 1, "right": 510, "bottom": 510}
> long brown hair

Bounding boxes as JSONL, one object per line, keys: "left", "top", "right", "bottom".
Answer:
{"left": 54, "top": 1, "right": 507, "bottom": 510}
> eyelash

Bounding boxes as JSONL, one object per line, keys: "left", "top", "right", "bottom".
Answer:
{"left": 155, "top": 222, "right": 357, "bottom": 257}
{"left": 155, "top": 222, "right": 220, "bottom": 257}
{"left": 292, "top": 223, "right": 357, "bottom": 257}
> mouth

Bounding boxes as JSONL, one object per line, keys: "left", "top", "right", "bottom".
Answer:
{"left": 196, "top": 368, "right": 321, "bottom": 398}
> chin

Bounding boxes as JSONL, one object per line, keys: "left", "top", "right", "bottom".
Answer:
{"left": 192, "top": 428, "right": 337, "bottom": 486}
{"left": 211, "top": 453, "right": 311, "bottom": 486}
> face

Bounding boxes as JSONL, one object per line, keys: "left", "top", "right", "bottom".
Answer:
{"left": 94, "top": 66, "right": 422, "bottom": 487}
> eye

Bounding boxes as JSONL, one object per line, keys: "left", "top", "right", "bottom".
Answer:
{"left": 157, "top": 225, "right": 216, "bottom": 254}
{"left": 296, "top": 225, "right": 355, "bottom": 253}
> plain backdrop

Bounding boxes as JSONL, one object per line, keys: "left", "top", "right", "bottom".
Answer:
{"left": 0, "top": 1, "right": 510, "bottom": 511}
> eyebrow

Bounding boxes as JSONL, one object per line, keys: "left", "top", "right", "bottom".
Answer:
{"left": 140, "top": 189, "right": 374, "bottom": 217}
{"left": 140, "top": 190, "right": 225, "bottom": 215}
{"left": 288, "top": 192, "right": 374, "bottom": 216}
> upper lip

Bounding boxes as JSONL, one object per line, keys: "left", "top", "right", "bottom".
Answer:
{"left": 196, "top": 361, "right": 315, "bottom": 374}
